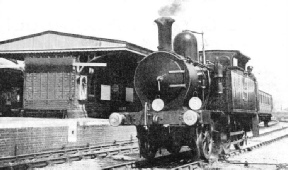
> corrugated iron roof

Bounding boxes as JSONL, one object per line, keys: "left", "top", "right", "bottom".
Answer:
{"left": 0, "top": 47, "right": 150, "bottom": 56}
{"left": 0, "top": 31, "right": 153, "bottom": 56}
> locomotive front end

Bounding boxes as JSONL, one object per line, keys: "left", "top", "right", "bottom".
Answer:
{"left": 133, "top": 51, "right": 200, "bottom": 125}
{"left": 109, "top": 17, "right": 206, "bottom": 127}
{"left": 109, "top": 51, "right": 203, "bottom": 127}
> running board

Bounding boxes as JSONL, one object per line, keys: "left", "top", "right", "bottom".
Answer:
{"left": 230, "top": 131, "right": 245, "bottom": 136}
{"left": 169, "top": 84, "right": 186, "bottom": 88}
{"left": 169, "top": 70, "right": 185, "bottom": 74}
{"left": 231, "top": 139, "right": 244, "bottom": 145}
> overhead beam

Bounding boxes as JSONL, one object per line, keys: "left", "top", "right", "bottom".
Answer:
{"left": 73, "top": 62, "right": 106, "bottom": 73}
{"left": 73, "top": 63, "right": 106, "bottom": 67}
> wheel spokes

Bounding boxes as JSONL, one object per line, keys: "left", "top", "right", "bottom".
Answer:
{"left": 141, "top": 141, "right": 157, "bottom": 159}
{"left": 203, "top": 132, "right": 212, "bottom": 155}
{"left": 198, "top": 129, "right": 214, "bottom": 160}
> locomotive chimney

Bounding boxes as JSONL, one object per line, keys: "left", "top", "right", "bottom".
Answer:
{"left": 155, "top": 17, "right": 175, "bottom": 51}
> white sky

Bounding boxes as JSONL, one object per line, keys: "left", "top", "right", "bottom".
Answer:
{"left": 0, "top": 0, "right": 287, "bottom": 110}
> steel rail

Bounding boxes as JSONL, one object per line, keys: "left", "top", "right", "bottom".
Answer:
{"left": 102, "top": 124, "right": 288, "bottom": 170}
{"left": 0, "top": 139, "right": 138, "bottom": 169}
{"left": 223, "top": 133, "right": 288, "bottom": 160}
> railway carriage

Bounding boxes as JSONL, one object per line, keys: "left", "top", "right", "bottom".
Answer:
{"left": 0, "top": 58, "right": 23, "bottom": 116}
{"left": 258, "top": 90, "right": 273, "bottom": 127}
{"left": 109, "top": 17, "right": 272, "bottom": 160}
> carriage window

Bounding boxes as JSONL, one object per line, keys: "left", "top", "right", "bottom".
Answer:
{"left": 101, "top": 85, "right": 111, "bottom": 100}
{"left": 77, "top": 75, "right": 87, "bottom": 100}
{"left": 88, "top": 76, "right": 95, "bottom": 97}
{"left": 126, "top": 88, "right": 134, "bottom": 102}
{"left": 261, "top": 94, "right": 263, "bottom": 103}
{"left": 270, "top": 98, "right": 271, "bottom": 105}
{"left": 233, "top": 58, "right": 238, "bottom": 66}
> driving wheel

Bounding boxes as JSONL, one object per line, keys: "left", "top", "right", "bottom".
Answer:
{"left": 139, "top": 136, "right": 158, "bottom": 160}
{"left": 197, "top": 128, "right": 213, "bottom": 160}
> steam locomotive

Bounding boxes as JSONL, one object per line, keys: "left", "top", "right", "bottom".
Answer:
{"left": 108, "top": 17, "right": 271, "bottom": 160}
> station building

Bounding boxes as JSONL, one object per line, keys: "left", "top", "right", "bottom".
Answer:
{"left": 0, "top": 31, "right": 152, "bottom": 158}
{"left": 0, "top": 31, "right": 153, "bottom": 118}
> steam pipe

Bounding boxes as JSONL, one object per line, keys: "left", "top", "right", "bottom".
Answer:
{"left": 201, "top": 33, "right": 206, "bottom": 65}
{"left": 144, "top": 102, "right": 148, "bottom": 128}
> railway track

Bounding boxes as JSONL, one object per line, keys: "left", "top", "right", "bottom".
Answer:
{"left": 248, "top": 123, "right": 288, "bottom": 139}
{"left": 0, "top": 139, "right": 138, "bottom": 169}
{"left": 101, "top": 122, "right": 288, "bottom": 170}
{"left": 102, "top": 128, "right": 288, "bottom": 170}
{"left": 102, "top": 149, "right": 205, "bottom": 170}
{"left": 2, "top": 122, "right": 287, "bottom": 169}
{"left": 102, "top": 131, "right": 288, "bottom": 170}
{"left": 214, "top": 123, "right": 288, "bottom": 169}
{"left": 222, "top": 134, "right": 288, "bottom": 160}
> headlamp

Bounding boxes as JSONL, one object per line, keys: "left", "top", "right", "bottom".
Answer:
{"left": 183, "top": 110, "right": 199, "bottom": 126}
{"left": 152, "top": 98, "right": 164, "bottom": 112}
{"left": 189, "top": 97, "right": 202, "bottom": 110}
{"left": 109, "top": 112, "right": 124, "bottom": 127}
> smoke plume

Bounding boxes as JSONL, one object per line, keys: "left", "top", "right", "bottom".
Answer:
{"left": 158, "top": 0, "right": 186, "bottom": 17}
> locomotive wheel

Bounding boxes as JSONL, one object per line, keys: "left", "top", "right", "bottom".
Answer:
{"left": 167, "top": 144, "right": 181, "bottom": 154}
{"left": 167, "top": 130, "right": 182, "bottom": 154}
{"left": 197, "top": 130, "right": 213, "bottom": 160}
{"left": 222, "top": 141, "right": 231, "bottom": 154}
{"left": 219, "top": 131, "right": 231, "bottom": 154}
{"left": 234, "top": 141, "right": 244, "bottom": 150}
{"left": 140, "top": 138, "right": 158, "bottom": 160}
{"left": 264, "top": 121, "right": 269, "bottom": 127}
{"left": 136, "top": 126, "right": 159, "bottom": 160}
{"left": 233, "top": 134, "right": 245, "bottom": 150}
{"left": 188, "top": 138, "right": 200, "bottom": 160}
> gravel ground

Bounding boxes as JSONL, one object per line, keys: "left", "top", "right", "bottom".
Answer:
{"left": 34, "top": 159, "right": 102, "bottom": 170}
{"left": 207, "top": 137, "right": 288, "bottom": 170}
{"left": 207, "top": 122, "right": 288, "bottom": 170}
{"left": 229, "top": 137, "right": 288, "bottom": 166}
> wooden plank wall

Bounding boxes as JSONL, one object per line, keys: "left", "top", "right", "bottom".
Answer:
{"left": 24, "top": 72, "right": 76, "bottom": 110}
